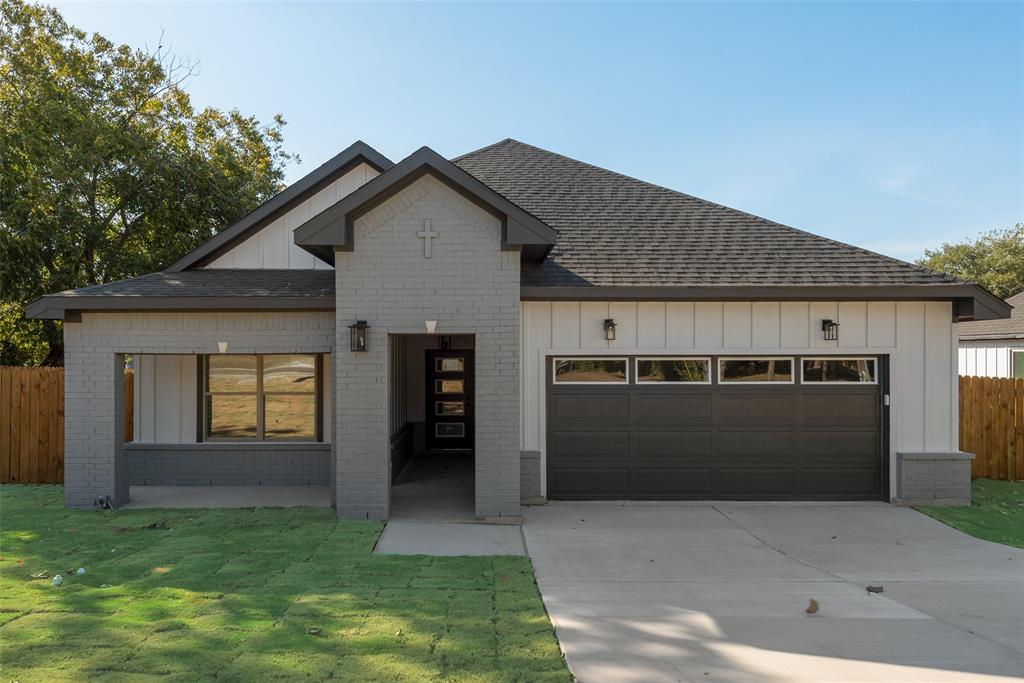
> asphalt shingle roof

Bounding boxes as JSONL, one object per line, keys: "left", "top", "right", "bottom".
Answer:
{"left": 957, "top": 291, "right": 1024, "bottom": 340}
{"left": 452, "top": 139, "right": 966, "bottom": 289}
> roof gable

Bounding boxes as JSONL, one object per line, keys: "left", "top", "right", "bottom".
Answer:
{"left": 958, "top": 291, "right": 1024, "bottom": 339}
{"left": 165, "top": 141, "right": 393, "bottom": 272}
{"left": 292, "top": 146, "right": 557, "bottom": 264}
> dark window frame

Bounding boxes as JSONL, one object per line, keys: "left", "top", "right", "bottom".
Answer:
{"left": 201, "top": 354, "right": 322, "bottom": 442}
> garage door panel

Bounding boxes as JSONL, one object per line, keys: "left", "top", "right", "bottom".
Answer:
{"left": 799, "top": 467, "right": 879, "bottom": 496}
{"left": 799, "top": 393, "right": 878, "bottom": 422}
{"left": 632, "top": 468, "right": 713, "bottom": 497}
{"left": 715, "top": 394, "right": 799, "bottom": 422}
{"left": 798, "top": 431, "right": 879, "bottom": 459}
{"left": 632, "top": 393, "right": 712, "bottom": 423}
{"left": 716, "top": 468, "right": 797, "bottom": 495}
{"left": 549, "top": 467, "right": 629, "bottom": 498}
{"left": 632, "top": 430, "right": 712, "bottom": 458}
{"left": 550, "top": 430, "right": 628, "bottom": 458}
{"left": 547, "top": 356, "right": 883, "bottom": 500}
{"left": 549, "top": 393, "right": 629, "bottom": 422}
{"left": 714, "top": 431, "right": 796, "bottom": 458}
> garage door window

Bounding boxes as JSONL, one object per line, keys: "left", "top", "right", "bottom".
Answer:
{"left": 802, "top": 358, "right": 877, "bottom": 383}
{"left": 636, "top": 358, "right": 711, "bottom": 383}
{"left": 553, "top": 358, "right": 628, "bottom": 384}
{"left": 719, "top": 358, "right": 793, "bottom": 383}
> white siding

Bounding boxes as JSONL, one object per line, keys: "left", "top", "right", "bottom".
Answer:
{"left": 133, "top": 352, "right": 333, "bottom": 444}
{"left": 133, "top": 355, "right": 197, "bottom": 443}
{"left": 521, "top": 300, "right": 956, "bottom": 499}
{"left": 958, "top": 341, "right": 1023, "bottom": 378}
{"left": 205, "top": 163, "right": 379, "bottom": 269}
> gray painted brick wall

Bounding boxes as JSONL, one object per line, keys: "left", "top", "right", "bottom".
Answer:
{"left": 520, "top": 451, "right": 543, "bottom": 504}
{"left": 62, "top": 311, "right": 334, "bottom": 508}
{"left": 896, "top": 451, "right": 974, "bottom": 506}
{"left": 334, "top": 174, "right": 521, "bottom": 520}
{"left": 126, "top": 443, "right": 331, "bottom": 485}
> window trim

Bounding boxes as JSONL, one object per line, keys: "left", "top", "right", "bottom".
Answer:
{"left": 1012, "top": 350, "right": 1024, "bottom": 380}
{"left": 634, "top": 357, "right": 712, "bottom": 385}
{"left": 800, "top": 357, "right": 878, "bottom": 385}
{"left": 717, "top": 357, "right": 796, "bottom": 385}
{"left": 552, "top": 357, "right": 629, "bottom": 385}
{"left": 202, "top": 353, "right": 321, "bottom": 442}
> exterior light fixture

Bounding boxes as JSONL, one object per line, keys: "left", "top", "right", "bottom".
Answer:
{"left": 603, "top": 318, "right": 617, "bottom": 341}
{"left": 425, "top": 320, "right": 437, "bottom": 334}
{"left": 821, "top": 319, "right": 839, "bottom": 341}
{"left": 217, "top": 341, "right": 229, "bottom": 353}
{"left": 349, "top": 320, "right": 369, "bottom": 352}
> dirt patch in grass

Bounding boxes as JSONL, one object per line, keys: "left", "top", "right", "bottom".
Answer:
{"left": 917, "top": 478, "right": 1024, "bottom": 548}
{"left": 0, "top": 485, "right": 569, "bottom": 682}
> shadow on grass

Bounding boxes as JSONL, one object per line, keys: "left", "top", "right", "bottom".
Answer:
{"left": 0, "top": 485, "right": 569, "bottom": 682}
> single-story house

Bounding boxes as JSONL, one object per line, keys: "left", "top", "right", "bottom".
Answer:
{"left": 26, "top": 139, "right": 1011, "bottom": 516}
{"left": 957, "top": 291, "right": 1023, "bottom": 378}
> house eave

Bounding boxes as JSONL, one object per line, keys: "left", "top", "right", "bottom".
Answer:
{"left": 519, "top": 284, "right": 1012, "bottom": 321}
{"left": 25, "top": 296, "right": 336, "bottom": 320}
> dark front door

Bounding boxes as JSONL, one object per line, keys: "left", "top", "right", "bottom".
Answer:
{"left": 426, "top": 350, "right": 474, "bottom": 451}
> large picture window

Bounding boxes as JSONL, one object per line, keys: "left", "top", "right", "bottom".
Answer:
{"left": 204, "top": 354, "right": 320, "bottom": 441}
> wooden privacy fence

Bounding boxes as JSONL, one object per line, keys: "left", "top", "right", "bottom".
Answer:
{"left": 1, "top": 366, "right": 133, "bottom": 485}
{"left": 960, "top": 375, "right": 1024, "bottom": 481}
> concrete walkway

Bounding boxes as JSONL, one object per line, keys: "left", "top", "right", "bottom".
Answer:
{"left": 523, "top": 502, "right": 1024, "bottom": 683}
{"left": 124, "top": 485, "right": 331, "bottom": 508}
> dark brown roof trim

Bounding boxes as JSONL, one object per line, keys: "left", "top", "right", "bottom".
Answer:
{"left": 25, "top": 296, "right": 335, "bottom": 320}
{"left": 958, "top": 333, "right": 1024, "bottom": 342}
{"left": 520, "top": 285, "right": 1011, "bottom": 321}
{"left": 293, "top": 146, "right": 557, "bottom": 265}
{"left": 165, "top": 141, "right": 394, "bottom": 272}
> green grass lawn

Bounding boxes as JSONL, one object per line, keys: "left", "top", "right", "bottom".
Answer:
{"left": 917, "top": 478, "right": 1024, "bottom": 549}
{"left": 0, "top": 486, "right": 569, "bottom": 682}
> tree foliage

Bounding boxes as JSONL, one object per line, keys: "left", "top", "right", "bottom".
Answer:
{"left": 0, "top": 0, "right": 295, "bottom": 364}
{"left": 916, "top": 224, "right": 1024, "bottom": 300}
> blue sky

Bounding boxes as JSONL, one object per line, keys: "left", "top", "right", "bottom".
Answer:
{"left": 53, "top": 1, "right": 1023, "bottom": 262}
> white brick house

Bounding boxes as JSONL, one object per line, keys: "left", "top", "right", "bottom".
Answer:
{"left": 27, "top": 140, "right": 1011, "bottom": 517}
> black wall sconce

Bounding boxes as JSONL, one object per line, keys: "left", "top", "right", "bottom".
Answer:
{"left": 603, "top": 318, "right": 617, "bottom": 341}
{"left": 821, "top": 319, "right": 839, "bottom": 341}
{"left": 349, "top": 320, "right": 369, "bottom": 352}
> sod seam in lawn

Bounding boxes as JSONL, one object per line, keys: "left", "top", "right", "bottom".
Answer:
{"left": 0, "top": 485, "right": 570, "bottom": 683}
{"left": 916, "top": 478, "right": 1024, "bottom": 549}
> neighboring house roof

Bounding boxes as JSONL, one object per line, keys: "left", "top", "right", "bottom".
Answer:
{"left": 958, "top": 291, "right": 1024, "bottom": 341}
{"left": 164, "top": 141, "right": 394, "bottom": 272}
{"left": 24, "top": 270, "right": 334, "bottom": 319}
{"left": 293, "top": 146, "right": 557, "bottom": 264}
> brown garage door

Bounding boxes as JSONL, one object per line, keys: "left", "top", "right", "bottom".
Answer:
{"left": 546, "top": 356, "right": 885, "bottom": 500}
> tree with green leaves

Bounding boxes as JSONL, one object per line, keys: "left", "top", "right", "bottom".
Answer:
{"left": 916, "top": 224, "right": 1024, "bottom": 301}
{"left": 0, "top": 0, "right": 296, "bottom": 365}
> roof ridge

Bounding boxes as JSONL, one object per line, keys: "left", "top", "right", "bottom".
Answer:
{"left": 450, "top": 138, "right": 515, "bottom": 162}
{"left": 458, "top": 139, "right": 968, "bottom": 286}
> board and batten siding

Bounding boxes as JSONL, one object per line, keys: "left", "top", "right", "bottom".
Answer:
{"left": 205, "top": 162, "right": 379, "bottom": 269}
{"left": 958, "top": 341, "right": 1023, "bottom": 378}
{"left": 521, "top": 300, "right": 958, "bottom": 499}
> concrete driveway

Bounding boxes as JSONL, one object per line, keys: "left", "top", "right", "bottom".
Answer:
{"left": 523, "top": 503, "right": 1024, "bottom": 683}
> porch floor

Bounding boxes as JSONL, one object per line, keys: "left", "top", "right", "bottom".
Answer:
{"left": 390, "top": 452, "right": 475, "bottom": 521}
{"left": 124, "top": 485, "right": 331, "bottom": 509}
